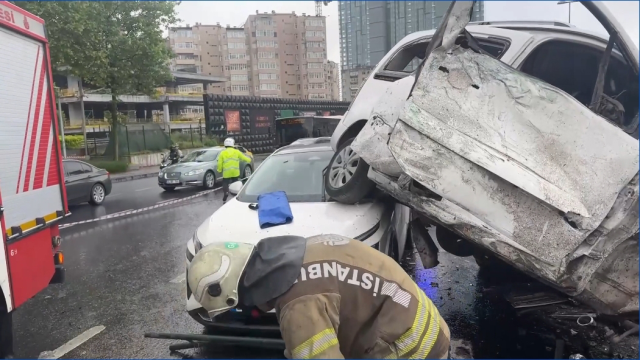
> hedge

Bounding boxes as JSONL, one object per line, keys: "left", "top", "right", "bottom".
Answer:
{"left": 87, "top": 160, "right": 129, "bottom": 174}
{"left": 60, "top": 135, "right": 84, "bottom": 149}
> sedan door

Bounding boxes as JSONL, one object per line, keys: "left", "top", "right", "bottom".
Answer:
{"left": 63, "top": 161, "right": 93, "bottom": 204}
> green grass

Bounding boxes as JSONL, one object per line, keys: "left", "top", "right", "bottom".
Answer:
{"left": 87, "top": 160, "right": 129, "bottom": 173}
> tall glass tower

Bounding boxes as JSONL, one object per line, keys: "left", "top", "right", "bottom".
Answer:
{"left": 339, "top": 1, "right": 484, "bottom": 100}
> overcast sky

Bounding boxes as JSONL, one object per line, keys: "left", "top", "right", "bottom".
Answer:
{"left": 176, "top": 1, "right": 639, "bottom": 64}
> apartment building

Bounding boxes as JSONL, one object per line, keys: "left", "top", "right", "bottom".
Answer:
{"left": 338, "top": 1, "right": 485, "bottom": 101}
{"left": 167, "top": 12, "right": 339, "bottom": 101}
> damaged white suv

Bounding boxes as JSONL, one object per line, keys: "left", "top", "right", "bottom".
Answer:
{"left": 327, "top": 1, "right": 639, "bottom": 315}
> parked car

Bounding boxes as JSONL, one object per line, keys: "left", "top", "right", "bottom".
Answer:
{"left": 184, "top": 141, "right": 408, "bottom": 331}
{"left": 326, "top": 1, "right": 639, "bottom": 315}
{"left": 62, "top": 159, "right": 112, "bottom": 206}
{"left": 158, "top": 146, "right": 254, "bottom": 191}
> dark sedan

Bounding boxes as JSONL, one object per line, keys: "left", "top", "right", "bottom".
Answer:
{"left": 62, "top": 159, "right": 112, "bottom": 205}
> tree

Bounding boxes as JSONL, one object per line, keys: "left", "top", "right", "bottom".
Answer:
{"left": 17, "top": 1, "right": 178, "bottom": 160}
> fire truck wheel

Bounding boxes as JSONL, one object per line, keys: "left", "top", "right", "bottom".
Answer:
{"left": 89, "top": 184, "right": 106, "bottom": 205}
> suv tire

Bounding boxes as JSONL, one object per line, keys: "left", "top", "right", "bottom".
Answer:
{"left": 325, "top": 137, "right": 375, "bottom": 204}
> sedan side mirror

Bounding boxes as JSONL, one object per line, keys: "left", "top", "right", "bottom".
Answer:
{"left": 229, "top": 181, "right": 243, "bottom": 195}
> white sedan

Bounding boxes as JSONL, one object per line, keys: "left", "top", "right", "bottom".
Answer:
{"left": 184, "top": 141, "right": 407, "bottom": 330}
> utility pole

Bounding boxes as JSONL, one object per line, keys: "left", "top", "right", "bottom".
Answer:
{"left": 54, "top": 87, "right": 67, "bottom": 158}
{"left": 78, "top": 79, "right": 89, "bottom": 156}
{"left": 557, "top": 1, "right": 577, "bottom": 24}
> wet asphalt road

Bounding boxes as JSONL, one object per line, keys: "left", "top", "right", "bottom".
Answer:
{"left": 11, "top": 174, "right": 638, "bottom": 358}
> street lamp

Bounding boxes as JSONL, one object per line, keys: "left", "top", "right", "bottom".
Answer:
{"left": 557, "top": 1, "right": 578, "bottom": 24}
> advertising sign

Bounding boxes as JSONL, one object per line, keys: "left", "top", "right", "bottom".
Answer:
{"left": 224, "top": 110, "right": 241, "bottom": 132}
{"left": 250, "top": 109, "right": 273, "bottom": 134}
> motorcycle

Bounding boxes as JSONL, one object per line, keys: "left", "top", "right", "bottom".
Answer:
{"left": 160, "top": 153, "right": 181, "bottom": 170}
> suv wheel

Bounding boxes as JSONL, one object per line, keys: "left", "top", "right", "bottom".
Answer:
{"left": 325, "top": 137, "right": 375, "bottom": 204}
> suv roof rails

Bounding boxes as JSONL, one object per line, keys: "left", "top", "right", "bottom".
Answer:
{"left": 470, "top": 20, "right": 575, "bottom": 28}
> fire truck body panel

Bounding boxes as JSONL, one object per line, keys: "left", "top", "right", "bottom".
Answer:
{"left": 0, "top": 1, "right": 67, "bottom": 312}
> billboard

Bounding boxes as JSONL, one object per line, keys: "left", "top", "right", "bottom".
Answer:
{"left": 224, "top": 110, "right": 241, "bottom": 132}
{"left": 250, "top": 109, "right": 273, "bottom": 134}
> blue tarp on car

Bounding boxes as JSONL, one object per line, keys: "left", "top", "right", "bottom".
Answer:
{"left": 257, "top": 191, "right": 294, "bottom": 229}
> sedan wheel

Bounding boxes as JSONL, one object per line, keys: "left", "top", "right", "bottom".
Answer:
{"left": 89, "top": 184, "right": 105, "bottom": 205}
{"left": 204, "top": 171, "right": 215, "bottom": 189}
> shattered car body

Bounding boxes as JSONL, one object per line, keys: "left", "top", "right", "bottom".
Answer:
{"left": 349, "top": 1, "right": 639, "bottom": 314}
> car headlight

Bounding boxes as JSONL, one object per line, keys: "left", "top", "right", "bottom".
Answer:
{"left": 193, "top": 232, "right": 203, "bottom": 253}
{"left": 184, "top": 169, "right": 205, "bottom": 176}
{"left": 158, "top": 171, "right": 163, "bottom": 177}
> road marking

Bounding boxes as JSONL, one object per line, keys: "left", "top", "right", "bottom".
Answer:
{"left": 156, "top": 198, "right": 177, "bottom": 204}
{"left": 59, "top": 179, "right": 243, "bottom": 230}
{"left": 38, "top": 325, "right": 106, "bottom": 359}
{"left": 170, "top": 272, "right": 186, "bottom": 283}
{"left": 135, "top": 187, "right": 153, "bottom": 192}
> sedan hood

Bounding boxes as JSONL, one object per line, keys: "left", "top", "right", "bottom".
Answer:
{"left": 162, "top": 162, "right": 205, "bottom": 173}
{"left": 195, "top": 199, "right": 384, "bottom": 246}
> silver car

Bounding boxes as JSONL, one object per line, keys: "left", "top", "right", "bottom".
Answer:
{"left": 157, "top": 147, "right": 254, "bottom": 191}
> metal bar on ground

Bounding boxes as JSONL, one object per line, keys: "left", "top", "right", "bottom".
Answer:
{"left": 144, "top": 333, "right": 286, "bottom": 349}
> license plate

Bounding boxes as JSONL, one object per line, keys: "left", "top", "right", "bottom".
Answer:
{"left": 166, "top": 180, "right": 179, "bottom": 184}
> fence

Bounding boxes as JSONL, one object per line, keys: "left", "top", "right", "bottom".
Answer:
{"left": 65, "top": 121, "right": 222, "bottom": 160}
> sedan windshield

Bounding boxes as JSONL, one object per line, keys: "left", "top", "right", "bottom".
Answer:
{"left": 236, "top": 150, "right": 333, "bottom": 203}
{"left": 181, "top": 149, "right": 219, "bottom": 163}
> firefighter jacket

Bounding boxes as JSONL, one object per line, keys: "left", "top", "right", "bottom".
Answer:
{"left": 217, "top": 147, "right": 251, "bottom": 179}
{"left": 272, "top": 234, "right": 450, "bottom": 359}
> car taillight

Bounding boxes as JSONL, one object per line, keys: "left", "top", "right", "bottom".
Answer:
{"left": 107, "top": 172, "right": 110, "bottom": 178}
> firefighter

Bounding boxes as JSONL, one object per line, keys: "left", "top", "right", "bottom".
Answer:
{"left": 187, "top": 234, "right": 451, "bottom": 359}
{"left": 217, "top": 138, "right": 251, "bottom": 203}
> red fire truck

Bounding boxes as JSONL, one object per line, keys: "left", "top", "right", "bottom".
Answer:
{"left": 0, "top": 1, "right": 66, "bottom": 355}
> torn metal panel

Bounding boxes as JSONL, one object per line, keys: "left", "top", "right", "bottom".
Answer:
{"left": 396, "top": 46, "right": 638, "bottom": 230}
{"left": 388, "top": 121, "right": 587, "bottom": 264}
{"left": 351, "top": 75, "right": 415, "bottom": 178}
{"left": 366, "top": 167, "right": 559, "bottom": 282}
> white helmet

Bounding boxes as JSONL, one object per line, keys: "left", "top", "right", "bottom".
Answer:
{"left": 224, "top": 138, "right": 235, "bottom": 147}
{"left": 187, "top": 242, "right": 255, "bottom": 318}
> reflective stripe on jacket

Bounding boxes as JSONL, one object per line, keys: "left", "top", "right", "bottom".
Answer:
{"left": 274, "top": 235, "right": 451, "bottom": 359}
{"left": 217, "top": 147, "right": 251, "bottom": 178}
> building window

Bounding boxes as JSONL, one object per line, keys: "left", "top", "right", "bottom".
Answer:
{"left": 231, "top": 74, "right": 248, "bottom": 81}
{"left": 256, "top": 30, "right": 276, "bottom": 37}
{"left": 227, "top": 53, "right": 247, "bottom": 60}
{"left": 305, "top": 31, "right": 324, "bottom": 38}
{"left": 308, "top": 72, "right": 324, "bottom": 79}
{"left": 226, "top": 64, "right": 248, "bottom": 71}
{"left": 259, "top": 83, "right": 279, "bottom": 90}
{"left": 306, "top": 52, "right": 325, "bottom": 59}
{"left": 306, "top": 42, "right": 324, "bottom": 48}
{"left": 309, "top": 83, "right": 326, "bottom": 90}
{"left": 228, "top": 42, "right": 246, "bottom": 49}
{"left": 258, "top": 52, "right": 276, "bottom": 59}
{"left": 259, "top": 73, "right": 278, "bottom": 80}
{"left": 257, "top": 19, "right": 274, "bottom": 26}
{"left": 257, "top": 40, "right": 277, "bottom": 48}
{"left": 175, "top": 42, "right": 194, "bottom": 49}
{"left": 258, "top": 62, "right": 278, "bottom": 69}
{"left": 305, "top": 19, "right": 324, "bottom": 27}
{"left": 231, "top": 85, "right": 249, "bottom": 92}
{"left": 309, "top": 93, "right": 327, "bottom": 99}
{"left": 171, "top": 29, "right": 193, "bottom": 38}
{"left": 227, "top": 31, "right": 245, "bottom": 38}
{"left": 175, "top": 54, "right": 197, "bottom": 60}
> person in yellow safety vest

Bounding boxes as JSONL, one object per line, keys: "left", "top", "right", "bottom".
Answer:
{"left": 218, "top": 138, "right": 252, "bottom": 203}
{"left": 187, "top": 234, "right": 451, "bottom": 359}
